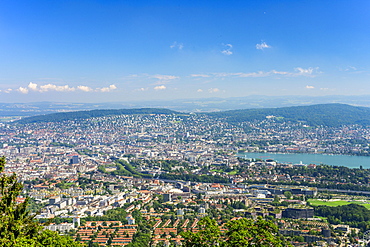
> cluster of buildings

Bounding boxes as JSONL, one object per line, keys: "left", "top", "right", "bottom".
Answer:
{"left": 0, "top": 113, "right": 367, "bottom": 246}
{"left": 240, "top": 119, "right": 370, "bottom": 155}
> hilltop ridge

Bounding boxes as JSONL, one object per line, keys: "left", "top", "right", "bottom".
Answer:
{"left": 207, "top": 103, "right": 370, "bottom": 127}
{"left": 16, "top": 108, "right": 178, "bottom": 124}
{"left": 15, "top": 103, "right": 370, "bottom": 127}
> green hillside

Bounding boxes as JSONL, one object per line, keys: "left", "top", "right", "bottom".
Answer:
{"left": 15, "top": 103, "right": 370, "bottom": 127}
{"left": 16, "top": 108, "right": 178, "bottom": 124}
{"left": 208, "top": 103, "right": 370, "bottom": 127}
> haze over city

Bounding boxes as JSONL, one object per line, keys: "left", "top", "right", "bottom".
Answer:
{"left": 1, "top": 0, "right": 369, "bottom": 103}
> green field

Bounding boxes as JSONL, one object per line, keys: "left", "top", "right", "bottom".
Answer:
{"left": 308, "top": 199, "right": 370, "bottom": 209}
{"left": 228, "top": 170, "right": 239, "bottom": 175}
{"left": 210, "top": 169, "right": 224, "bottom": 173}
{"left": 210, "top": 169, "right": 239, "bottom": 175}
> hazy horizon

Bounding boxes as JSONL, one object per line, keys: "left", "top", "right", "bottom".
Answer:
{"left": 1, "top": 94, "right": 370, "bottom": 118}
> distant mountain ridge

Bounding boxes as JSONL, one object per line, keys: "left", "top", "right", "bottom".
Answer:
{"left": 3, "top": 95, "right": 370, "bottom": 117}
{"left": 208, "top": 103, "right": 370, "bottom": 127}
{"left": 14, "top": 103, "right": 370, "bottom": 127}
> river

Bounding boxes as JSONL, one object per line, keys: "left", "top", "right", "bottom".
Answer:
{"left": 237, "top": 152, "right": 370, "bottom": 169}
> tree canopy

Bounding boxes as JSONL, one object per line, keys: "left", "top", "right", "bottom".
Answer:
{"left": 0, "top": 156, "right": 80, "bottom": 246}
{"left": 208, "top": 103, "right": 370, "bottom": 127}
{"left": 16, "top": 108, "right": 178, "bottom": 124}
{"left": 181, "top": 217, "right": 290, "bottom": 247}
{"left": 181, "top": 217, "right": 222, "bottom": 247}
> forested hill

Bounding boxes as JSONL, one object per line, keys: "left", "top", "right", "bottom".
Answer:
{"left": 207, "top": 103, "right": 370, "bottom": 127}
{"left": 15, "top": 103, "right": 370, "bottom": 127}
{"left": 16, "top": 108, "right": 178, "bottom": 124}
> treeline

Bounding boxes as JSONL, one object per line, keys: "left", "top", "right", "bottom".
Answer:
{"left": 314, "top": 204, "right": 370, "bottom": 231}
{"left": 181, "top": 217, "right": 289, "bottom": 247}
{"left": 278, "top": 164, "right": 370, "bottom": 190}
{"left": 84, "top": 207, "right": 128, "bottom": 223}
{"left": 49, "top": 142, "right": 76, "bottom": 148}
{"left": 99, "top": 159, "right": 230, "bottom": 183}
{"left": 98, "top": 160, "right": 152, "bottom": 178}
{"left": 159, "top": 173, "right": 229, "bottom": 183}
{"left": 245, "top": 178, "right": 370, "bottom": 193}
{"left": 16, "top": 108, "right": 178, "bottom": 124}
{"left": 208, "top": 103, "right": 370, "bottom": 127}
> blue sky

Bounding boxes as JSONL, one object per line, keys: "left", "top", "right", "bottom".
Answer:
{"left": 0, "top": 0, "right": 369, "bottom": 102}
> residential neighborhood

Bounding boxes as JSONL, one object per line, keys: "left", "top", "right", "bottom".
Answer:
{"left": 1, "top": 113, "right": 370, "bottom": 246}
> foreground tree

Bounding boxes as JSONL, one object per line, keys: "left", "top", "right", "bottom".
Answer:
{"left": 0, "top": 156, "right": 80, "bottom": 246}
{"left": 224, "top": 217, "right": 286, "bottom": 247}
{"left": 181, "top": 217, "right": 221, "bottom": 247}
{"left": 181, "top": 217, "right": 290, "bottom": 247}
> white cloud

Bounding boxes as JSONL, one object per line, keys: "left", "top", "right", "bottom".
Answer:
{"left": 152, "top": 75, "right": 179, "bottom": 81}
{"left": 25, "top": 82, "right": 82, "bottom": 92}
{"left": 154, "top": 85, "right": 166, "bottom": 90}
{"left": 222, "top": 50, "right": 233, "bottom": 55}
{"left": 191, "top": 74, "right": 210, "bottom": 78}
{"left": 256, "top": 41, "right": 271, "bottom": 50}
{"left": 170, "top": 41, "right": 184, "bottom": 50}
{"left": 271, "top": 70, "right": 289, "bottom": 75}
{"left": 98, "top": 84, "right": 117, "bottom": 92}
{"left": 237, "top": 71, "right": 270, "bottom": 77}
{"left": 17, "top": 82, "right": 38, "bottom": 93}
{"left": 207, "top": 67, "right": 319, "bottom": 79}
{"left": 306, "top": 85, "right": 315, "bottom": 89}
{"left": 342, "top": 66, "right": 357, "bottom": 71}
{"left": 4, "top": 89, "right": 12, "bottom": 93}
{"left": 294, "top": 67, "right": 314, "bottom": 75}
{"left": 123, "top": 73, "right": 180, "bottom": 84}
{"left": 39, "top": 84, "right": 75, "bottom": 92}
{"left": 28, "top": 82, "right": 38, "bottom": 91}
{"left": 11, "top": 83, "right": 118, "bottom": 94}
{"left": 320, "top": 88, "right": 329, "bottom": 91}
{"left": 197, "top": 89, "right": 203, "bottom": 92}
{"left": 17, "top": 87, "right": 29, "bottom": 94}
{"left": 221, "top": 43, "right": 233, "bottom": 55}
{"left": 208, "top": 88, "right": 220, "bottom": 93}
{"left": 213, "top": 71, "right": 275, "bottom": 78}
{"left": 77, "top": 85, "right": 93, "bottom": 92}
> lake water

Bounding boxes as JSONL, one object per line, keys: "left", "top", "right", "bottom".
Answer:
{"left": 237, "top": 152, "right": 370, "bottom": 169}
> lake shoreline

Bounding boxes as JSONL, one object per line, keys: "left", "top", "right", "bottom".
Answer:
{"left": 236, "top": 152, "right": 370, "bottom": 169}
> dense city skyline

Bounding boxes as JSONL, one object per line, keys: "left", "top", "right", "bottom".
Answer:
{"left": 1, "top": 0, "right": 369, "bottom": 103}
